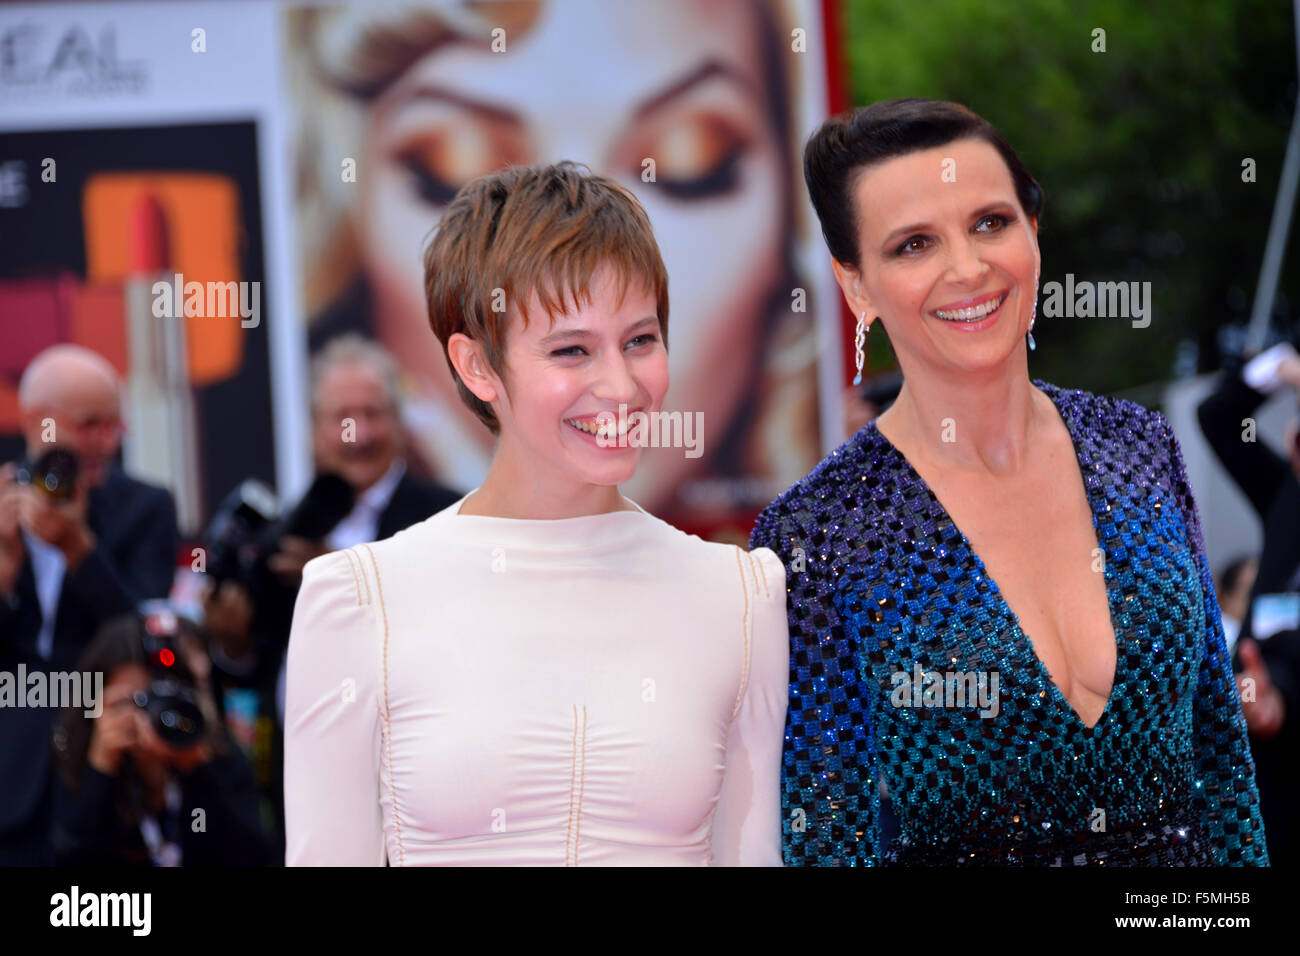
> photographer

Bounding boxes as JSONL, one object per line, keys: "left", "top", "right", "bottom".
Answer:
{"left": 0, "top": 344, "right": 178, "bottom": 865}
{"left": 51, "top": 608, "right": 271, "bottom": 866}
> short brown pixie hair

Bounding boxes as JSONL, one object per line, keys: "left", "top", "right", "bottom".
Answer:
{"left": 423, "top": 161, "right": 670, "bottom": 435}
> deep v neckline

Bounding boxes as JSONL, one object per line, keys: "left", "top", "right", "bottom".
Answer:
{"left": 866, "top": 381, "right": 1121, "bottom": 733}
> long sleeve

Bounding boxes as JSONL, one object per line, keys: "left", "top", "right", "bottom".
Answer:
{"left": 179, "top": 746, "right": 274, "bottom": 866}
{"left": 750, "top": 502, "right": 880, "bottom": 866}
{"left": 283, "top": 548, "right": 386, "bottom": 865}
{"left": 1161, "top": 414, "right": 1270, "bottom": 865}
{"left": 67, "top": 483, "right": 178, "bottom": 612}
{"left": 61, "top": 547, "right": 136, "bottom": 620}
{"left": 710, "top": 547, "right": 789, "bottom": 866}
{"left": 124, "top": 486, "right": 179, "bottom": 602}
{"left": 52, "top": 764, "right": 123, "bottom": 865}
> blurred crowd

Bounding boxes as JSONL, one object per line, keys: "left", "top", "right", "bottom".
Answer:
{"left": 0, "top": 336, "right": 459, "bottom": 865}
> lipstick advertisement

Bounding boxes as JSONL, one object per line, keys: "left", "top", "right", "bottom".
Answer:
{"left": 0, "top": 122, "right": 276, "bottom": 535}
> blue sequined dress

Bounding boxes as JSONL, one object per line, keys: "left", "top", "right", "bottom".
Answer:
{"left": 750, "top": 381, "right": 1269, "bottom": 866}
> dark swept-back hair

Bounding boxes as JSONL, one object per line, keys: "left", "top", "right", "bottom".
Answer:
{"left": 804, "top": 98, "right": 1045, "bottom": 267}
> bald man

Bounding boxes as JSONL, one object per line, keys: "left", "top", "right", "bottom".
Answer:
{"left": 0, "top": 344, "right": 178, "bottom": 865}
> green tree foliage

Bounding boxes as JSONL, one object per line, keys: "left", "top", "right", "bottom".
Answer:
{"left": 842, "top": 0, "right": 1298, "bottom": 391}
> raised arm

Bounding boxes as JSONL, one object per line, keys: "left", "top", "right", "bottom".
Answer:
{"left": 284, "top": 548, "right": 386, "bottom": 865}
{"left": 750, "top": 501, "right": 880, "bottom": 866}
{"left": 65, "top": 482, "right": 178, "bottom": 617}
{"left": 1161, "top": 414, "right": 1270, "bottom": 865}
{"left": 1195, "top": 363, "right": 1288, "bottom": 520}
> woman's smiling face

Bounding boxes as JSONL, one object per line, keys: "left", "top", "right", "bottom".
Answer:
{"left": 838, "top": 138, "right": 1040, "bottom": 378}
{"left": 482, "top": 265, "right": 670, "bottom": 494}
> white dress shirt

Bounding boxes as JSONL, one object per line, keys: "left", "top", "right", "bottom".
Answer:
{"left": 325, "top": 459, "right": 407, "bottom": 552}
{"left": 21, "top": 528, "right": 66, "bottom": 661}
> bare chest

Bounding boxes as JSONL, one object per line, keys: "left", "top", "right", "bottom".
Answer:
{"left": 914, "top": 451, "right": 1118, "bottom": 727}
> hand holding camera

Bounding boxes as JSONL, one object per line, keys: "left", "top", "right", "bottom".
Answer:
{"left": 87, "top": 606, "right": 223, "bottom": 778}
{"left": 13, "top": 448, "right": 96, "bottom": 569}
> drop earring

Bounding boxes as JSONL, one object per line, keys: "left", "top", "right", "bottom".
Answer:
{"left": 852, "top": 311, "right": 870, "bottom": 386}
{"left": 1026, "top": 268, "right": 1039, "bottom": 352}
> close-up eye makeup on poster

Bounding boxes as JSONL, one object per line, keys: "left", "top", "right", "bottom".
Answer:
{"left": 0, "top": 0, "right": 1292, "bottom": 939}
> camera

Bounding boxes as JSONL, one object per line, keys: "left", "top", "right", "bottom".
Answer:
{"left": 15, "top": 447, "right": 79, "bottom": 501}
{"left": 200, "top": 479, "right": 279, "bottom": 588}
{"left": 132, "top": 603, "right": 206, "bottom": 748}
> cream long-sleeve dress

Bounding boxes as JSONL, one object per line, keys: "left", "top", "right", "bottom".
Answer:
{"left": 283, "top": 492, "right": 788, "bottom": 866}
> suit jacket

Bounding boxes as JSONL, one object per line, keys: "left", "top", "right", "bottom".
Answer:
{"left": 0, "top": 465, "right": 178, "bottom": 863}
{"left": 376, "top": 469, "right": 462, "bottom": 541}
{"left": 243, "top": 468, "right": 462, "bottom": 667}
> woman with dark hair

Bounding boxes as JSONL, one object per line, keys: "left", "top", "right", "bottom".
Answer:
{"left": 752, "top": 98, "right": 1269, "bottom": 866}
{"left": 51, "top": 608, "right": 271, "bottom": 866}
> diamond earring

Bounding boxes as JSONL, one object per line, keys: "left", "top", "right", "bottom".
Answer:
{"left": 1027, "top": 269, "right": 1040, "bottom": 352}
{"left": 852, "top": 311, "right": 870, "bottom": 386}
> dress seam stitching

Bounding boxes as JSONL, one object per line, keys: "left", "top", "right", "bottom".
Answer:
{"left": 575, "top": 705, "right": 587, "bottom": 866}
{"left": 360, "top": 542, "right": 403, "bottom": 867}
{"left": 340, "top": 548, "right": 363, "bottom": 606}
{"left": 729, "top": 547, "right": 754, "bottom": 723}
{"left": 565, "top": 704, "right": 588, "bottom": 866}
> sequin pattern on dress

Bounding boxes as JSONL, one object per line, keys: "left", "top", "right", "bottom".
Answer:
{"left": 750, "top": 380, "right": 1269, "bottom": 866}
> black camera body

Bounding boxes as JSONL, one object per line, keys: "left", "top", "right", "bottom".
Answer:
{"left": 16, "top": 447, "right": 79, "bottom": 501}
{"left": 133, "top": 604, "right": 206, "bottom": 748}
{"left": 201, "top": 480, "right": 279, "bottom": 588}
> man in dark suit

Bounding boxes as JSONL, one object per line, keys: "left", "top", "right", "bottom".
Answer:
{"left": 0, "top": 344, "right": 178, "bottom": 865}
{"left": 202, "top": 334, "right": 459, "bottom": 861}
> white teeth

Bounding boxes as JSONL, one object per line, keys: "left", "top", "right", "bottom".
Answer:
{"left": 565, "top": 417, "right": 627, "bottom": 437}
{"left": 934, "top": 293, "right": 1006, "bottom": 322}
